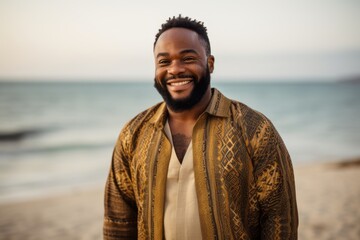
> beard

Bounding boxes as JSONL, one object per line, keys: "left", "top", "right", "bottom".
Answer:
{"left": 154, "top": 67, "right": 211, "bottom": 112}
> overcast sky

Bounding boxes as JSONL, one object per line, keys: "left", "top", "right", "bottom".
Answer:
{"left": 1, "top": 0, "right": 360, "bottom": 81}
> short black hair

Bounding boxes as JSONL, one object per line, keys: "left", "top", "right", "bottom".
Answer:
{"left": 154, "top": 15, "right": 211, "bottom": 55}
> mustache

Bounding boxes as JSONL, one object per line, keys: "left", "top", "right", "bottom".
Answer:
{"left": 164, "top": 74, "right": 196, "bottom": 82}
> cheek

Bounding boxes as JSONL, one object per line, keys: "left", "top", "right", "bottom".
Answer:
{"left": 192, "top": 65, "right": 207, "bottom": 78}
{"left": 154, "top": 69, "right": 167, "bottom": 87}
{"left": 155, "top": 68, "right": 166, "bottom": 80}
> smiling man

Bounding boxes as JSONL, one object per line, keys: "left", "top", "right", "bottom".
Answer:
{"left": 104, "top": 15, "right": 298, "bottom": 240}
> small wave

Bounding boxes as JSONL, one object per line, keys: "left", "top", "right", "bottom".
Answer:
{"left": 0, "top": 142, "right": 113, "bottom": 156}
{"left": 0, "top": 129, "right": 43, "bottom": 142}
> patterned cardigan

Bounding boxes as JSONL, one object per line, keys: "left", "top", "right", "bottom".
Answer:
{"left": 104, "top": 88, "right": 298, "bottom": 239}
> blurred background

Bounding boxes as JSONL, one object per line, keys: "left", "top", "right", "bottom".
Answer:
{"left": 0, "top": 0, "right": 359, "bottom": 239}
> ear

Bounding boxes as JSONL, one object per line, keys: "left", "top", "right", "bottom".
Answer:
{"left": 207, "top": 55, "right": 215, "bottom": 73}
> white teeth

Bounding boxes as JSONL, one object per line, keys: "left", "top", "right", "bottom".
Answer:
{"left": 170, "top": 81, "right": 190, "bottom": 86}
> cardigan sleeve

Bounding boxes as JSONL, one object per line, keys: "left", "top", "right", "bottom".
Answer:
{"left": 251, "top": 118, "right": 298, "bottom": 240}
{"left": 103, "top": 128, "right": 138, "bottom": 240}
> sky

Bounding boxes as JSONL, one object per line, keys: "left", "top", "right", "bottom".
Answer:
{"left": 1, "top": 0, "right": 360, "bottom": 81}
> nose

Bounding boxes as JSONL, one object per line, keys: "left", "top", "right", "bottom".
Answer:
{"left": 167, "top": 60, "right": 185, "bottom": 76}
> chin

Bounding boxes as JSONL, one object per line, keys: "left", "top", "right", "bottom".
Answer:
{"left": 154, "top": 66, "right": 211, "bottom": 112}
{"left": 169, "top": 90, "right": 193, "bottom": 101}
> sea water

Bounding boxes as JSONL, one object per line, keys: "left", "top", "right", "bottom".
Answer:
{"left": 0, "top": 81, "right": 359, "bottom": 202}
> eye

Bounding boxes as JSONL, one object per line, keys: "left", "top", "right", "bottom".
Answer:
{"left": 158, "top": 59, "right": 170, "bottom": 66}
{"left": 183, "top": 56, "right": 196, "bottom": 63}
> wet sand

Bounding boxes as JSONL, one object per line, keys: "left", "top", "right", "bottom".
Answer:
{"left": 0, "top": 158, "right": 359, "bottom": 240}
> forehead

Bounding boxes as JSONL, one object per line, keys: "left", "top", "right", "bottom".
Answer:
{"left": 154, "top": 28, "right": 206, "bottom": 55}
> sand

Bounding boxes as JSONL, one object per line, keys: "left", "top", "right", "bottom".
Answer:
{"left": 296, "top": 159, "right": 360, "bottom": 240}
{"left": 0, "top": 159, "right": 359, "bottom": 240}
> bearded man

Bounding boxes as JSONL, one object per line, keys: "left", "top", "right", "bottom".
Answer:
{"left": 104, "top": 15, "right": 298, "bottom": 240}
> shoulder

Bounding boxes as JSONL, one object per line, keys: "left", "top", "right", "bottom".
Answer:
{"left": 211, "top": 88, "right": 270, "bottom": 127}
{"left": 210, "top": 88, "right": 275, "bottom": 138}
{"left": 229, "top": 98, "right": 271, "bottom": 129}
{"left": 110, "top": 102, "right": 166, "bottom": 167}
{"left": 120, "top": 101, "right": 165, "bottom": 137}
{"left": 225, "top": 96, "right": 282, "bottom": 147}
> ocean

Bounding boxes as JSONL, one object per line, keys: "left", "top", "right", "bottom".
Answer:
{"left": 0, "top": 81, "right": 359, "bottom": 202}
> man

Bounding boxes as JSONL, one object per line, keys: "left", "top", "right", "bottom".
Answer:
{"left": 104, "top": 15, "right": 298, "bottom": 239}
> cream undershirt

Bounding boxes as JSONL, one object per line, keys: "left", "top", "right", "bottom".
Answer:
{"left": 163, "top": 121, "right": 202, "bottom": 240}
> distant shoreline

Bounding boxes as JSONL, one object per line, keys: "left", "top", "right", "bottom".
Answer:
{"left": 339, "top": 76, "right": 360, "bottom": 84}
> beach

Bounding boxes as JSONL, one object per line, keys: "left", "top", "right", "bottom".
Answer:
{"left": 0, "top": 158, "right": 359, "bottom": 240}
{"left": 296, "top": 159, "right": 360, "bottom": 240}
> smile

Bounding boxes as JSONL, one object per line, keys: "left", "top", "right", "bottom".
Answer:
{"left": 169, "top": 80, "right": 191, "bottom": 86}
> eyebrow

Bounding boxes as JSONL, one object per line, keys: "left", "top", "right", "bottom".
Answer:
{"left": 156, "top": 49, "right": 199, "bottom": 59}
